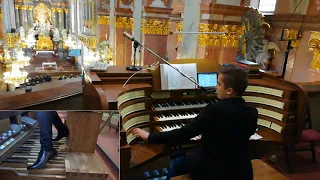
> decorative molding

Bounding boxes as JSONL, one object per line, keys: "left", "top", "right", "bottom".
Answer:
{"left": 176, "top": 22, "right": 245, "bottom": 47}
{"left": 114, "top": 16, "right": 133, "bottom": 29}
{"left": 141, "top": 19, "right": 170, "bottom": 35}
{"left": 79, "top": 34, "right": 97, "bottom": 50}
{"left": 98, "top": 15, "right": 110, "bottom": 25}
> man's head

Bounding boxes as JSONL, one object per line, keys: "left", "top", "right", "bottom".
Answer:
{"left": 216, "top": 64, "right": 248, "bottom": 99}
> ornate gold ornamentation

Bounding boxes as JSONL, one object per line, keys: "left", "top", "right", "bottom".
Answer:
{"left": 285, "top": 29, "right": 300, "bottom": 48}
{"left": 115, "top": 17, "right": 128, "bottom": 28}
{"left": 98, "top": 16, "right": 110, "bottom": 25}
{"left": 181, "top": 23, "right": 245, "bottom": 47}
{"left": 28, "top": 6, "right": 34, "bottom": 11}
{"left": 33, "top": 3, "right": 52, "bottom": 24}
{"left": 64, "top": 9, "right": 69, "bottom": 13}
{"left": 5, "top": 33, "right": 20, "bottom": 48}
{"left": 126, "top": 18, "right": 134, "bottom": 30}
{"left": 176, "top": 22, "right": 183, "bottom": 42}
{"left": 15, "top": 5, "right": 20, "bottom": 9}
{"left": 79, "top": 34, "right": 97, "bottom": 50}
{"left": 56, "top": 8, "right": 63, "bottom": 13}
{"left": 36, "top": 35, "right": 53, "bottom": 50}
{"left": 308, "top": 31, "right": 320, "bottom": 71}
{"left": 141, "top": 19, "right": 170, "bottom": 35}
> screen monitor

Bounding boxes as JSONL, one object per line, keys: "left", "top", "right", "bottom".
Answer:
{"left": 69, "top": 49, "right": 81, "bottom": 57}
{"left": 197, "top": 72, "right": 218, "bottom": 88}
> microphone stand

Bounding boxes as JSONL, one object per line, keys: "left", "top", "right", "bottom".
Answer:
{"left": 127, "top": 37, "right": 216, "bottom": 94}
{"left": 126, "top": 41, "right": 142, "bottom": 71}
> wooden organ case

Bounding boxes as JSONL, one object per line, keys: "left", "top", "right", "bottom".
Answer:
{"left": 117, "top": 60, "right": 309, "bottom": 180}
{"left": 0, "top": 112, "right": 108, "bottom": 180}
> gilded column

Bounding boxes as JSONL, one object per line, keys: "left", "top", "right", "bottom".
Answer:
{"left": 57, "top": 8, "right": 64, "bottom": 31}
{"left": 27, "top": 6, "right": 33, "bottom": 30}
{"left": 20, "top": 5, "right": 28, "bottom": 31}
{"left": 65, "top": 9, "right": 69, "bottom": 32}
{"left": 14, "top": 5, "right": 20, "bottom": 29}
{"left": 51, "top": 8, "right": 57, "bottom": 29}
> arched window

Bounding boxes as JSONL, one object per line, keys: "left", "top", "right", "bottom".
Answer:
{"left": 258, "top": 0, "right": 277, "bottom": 15}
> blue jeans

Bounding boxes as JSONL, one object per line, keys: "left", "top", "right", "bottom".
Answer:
{"left": 37, "top": 112, "right": 66, "bottom": 151}
{"left": 166, "top": 156, "right": 189, "bottom": 180}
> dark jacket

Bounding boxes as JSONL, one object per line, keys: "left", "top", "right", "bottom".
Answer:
{"left": 148, "top": 97, "right": 258, "bottom": 180}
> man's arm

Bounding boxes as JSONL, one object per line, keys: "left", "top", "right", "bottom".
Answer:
{"left": 147, "top": 104, "right": 215, "bottom": 144}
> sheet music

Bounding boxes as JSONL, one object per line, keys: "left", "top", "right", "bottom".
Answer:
{"left": 168, "top": 65, "right": 182, "bottom": 90}
{"left": 180, "top": 63, "right": 197, "bottom": 89}
{"left": 160, "top": 63, "right": 198, "bottom": 90}
{"left": 249, "top": 133, "right": 263, "bottom": 140}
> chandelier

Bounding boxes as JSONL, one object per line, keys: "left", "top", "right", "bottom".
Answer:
{"left": 3, "top": 63, "right": 28, "bottom": 87}
{"left": 14, "top": 49, "right": 31, "bottom": 67}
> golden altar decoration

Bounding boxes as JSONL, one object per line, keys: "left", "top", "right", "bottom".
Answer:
{"left": 308, "top": 31, "right": 320, "bottom": 71}
{"left": 33, "top": 3, "right": 52, "bottom": 24}
{"left": 36, "top": 35, "right": 54, "bottom": 50}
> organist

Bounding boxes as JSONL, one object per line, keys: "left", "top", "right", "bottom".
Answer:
{"left": 132, "top": 65, "right": 258, "bottom": 180}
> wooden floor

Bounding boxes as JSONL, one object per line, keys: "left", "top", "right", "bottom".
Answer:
{"left": 262, "top": 143, "right": 320, "bottom": 180}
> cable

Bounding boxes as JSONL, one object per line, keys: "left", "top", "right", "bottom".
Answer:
{"left": 280, "top": 0, "right": 303, "bottom": 40}
{"left": 123, "top": 67, "right": 149, "bottom": 88}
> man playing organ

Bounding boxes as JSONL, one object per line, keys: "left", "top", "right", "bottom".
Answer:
{"left": 132, "top": 64, "right": 258, "bottom": 180}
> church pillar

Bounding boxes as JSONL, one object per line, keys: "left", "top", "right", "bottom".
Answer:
{"left": 51, "top": 8, "right": 57, "bottom": 29}
{"left": 132, "top": 0, "right": 142, "bottom": 65}
{"left": 109, "top": 0, "right": 116, "bottom": 65}
{"left": 20, "top": 5, "right": 28, "bottom": 32}
{"left": 142, "top": 6, "right": 173, "bottom": 66}
{"left": 2, "top": 0, "right": 15, "bottom": 32}
{"left": 27, "top": 6, "right": 33, "bottom": 30}
{"left": 14, "top": 5, "right": 20, "bottom": 29}
{"left": 57, "top": 8, "right": 64, "bottom": 31}
{"left": 180, "top": 0, "right": 201, "bottom": 59}
{"left": 65, "top": 9, "right": 69, "bottom": 32}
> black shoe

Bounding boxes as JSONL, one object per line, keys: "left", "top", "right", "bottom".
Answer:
{"left": 52, "top": 130, "right": 69, "bottom": 141}
{"left": 27, "top": 149, "right": 57, "bottom": 170}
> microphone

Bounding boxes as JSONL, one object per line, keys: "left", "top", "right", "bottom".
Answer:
{"left": 123, "top": 32, "right": 134, "bottom": 41}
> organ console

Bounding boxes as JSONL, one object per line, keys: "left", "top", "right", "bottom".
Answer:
{"left": 0, "top": 111, "right": 108, "bottom": 180}
{"left": 95, "top": 59, "right": 307, "bottom": 180}
{"left": 81, "top": 58, "right": 308, "bottom": 179}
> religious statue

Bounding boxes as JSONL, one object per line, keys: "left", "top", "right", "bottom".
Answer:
{"left": 33, "top": 3, "right": 52, "bottom": 25}
{"left": 255, "top": 39, "right": 280, "bottom": 70}
{"left": 61, "top": 29, "right": 68, "bottom": 40}
{"left": 19, "top": 26, "right": 26, "bottom": 41}
{"left": 46, "top": 21, "right": 52, "bottom": 32}
{"left": 53, "top": 28, "right": 60, "bottom": 41}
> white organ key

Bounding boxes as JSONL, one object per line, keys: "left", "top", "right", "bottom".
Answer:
{"left": 156, "top": 111, "right": 199, "bottom": 121}
{"left": 153, "top": 100, "right": 215, "bottom": 111}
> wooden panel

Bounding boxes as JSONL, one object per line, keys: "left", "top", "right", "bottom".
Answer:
{"left": 170, "top": 159, "right": 288, "bottom": 180}
{"left": 65, "top": 153, "right": 108, "bottom": 180}
{"left": 66, "top": 112, "right": 102, "bottom": 153}
{"left": 0, "top": 79, "right": 82, "bottom": 110}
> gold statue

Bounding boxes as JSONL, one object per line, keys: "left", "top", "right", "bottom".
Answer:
{"left": 33, "top": 3, "right": 52, "bottom": 25}
{"left": 36, "top": 35, "right": 53, "bottom": 50}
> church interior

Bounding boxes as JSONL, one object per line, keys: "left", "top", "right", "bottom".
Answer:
{"left": 0, "top": 0, "right": 319, "bottom": 179}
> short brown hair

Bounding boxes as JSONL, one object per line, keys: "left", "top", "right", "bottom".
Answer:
{"left": 218, "top": 64, "right": 248, "bottom": 96}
